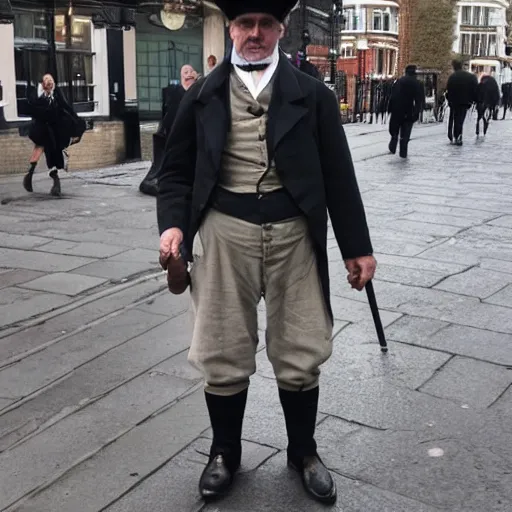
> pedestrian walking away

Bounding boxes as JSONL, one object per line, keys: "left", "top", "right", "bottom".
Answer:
{"left": 476, "top": 74, "right": 500, "bottom": 137}
{"left": 22, "top": 73, "right": 85, "bottom": 196}
{"left": 139, "top": 65, "right": 198, "bottom": 196}
{"left": 387, "top": 64, "right": 425, "bottom": 158}
{"left": 446, "top": 60, "right": 478, "bottom": 146}
{"left": 500, "top": 63, "right": 512, "bottom": 120}
{"left": 157, "top": 0, "right": 376, "bottom": 505}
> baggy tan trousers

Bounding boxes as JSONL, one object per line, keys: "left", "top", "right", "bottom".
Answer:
{"left": 188, "top": 209, "right": 333, "bottom": 396}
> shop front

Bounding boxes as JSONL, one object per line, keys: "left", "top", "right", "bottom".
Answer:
{"left": 0, "top": 1, "right": 226, "bottom": 175}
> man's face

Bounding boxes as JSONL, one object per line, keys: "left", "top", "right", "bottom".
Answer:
{"left": 229, "top": 13, "right": 283, "bottom": 62}
{"left": 180, "top": 65, "right": 197, "bottom": 89}
{"left": 43, "top": 74, "right": 54, "bottom": 91}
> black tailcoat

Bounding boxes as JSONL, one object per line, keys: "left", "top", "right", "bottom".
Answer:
{"left": 157, "top": 55, "right": 373, "bottom": 320}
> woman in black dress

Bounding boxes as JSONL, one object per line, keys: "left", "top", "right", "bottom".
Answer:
{"left": 23, "top": 74, "right": 85, "bottom": 196}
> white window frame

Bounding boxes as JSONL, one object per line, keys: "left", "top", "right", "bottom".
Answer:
{"left": 5, "top": 15, "right": 109, "bottom": 121}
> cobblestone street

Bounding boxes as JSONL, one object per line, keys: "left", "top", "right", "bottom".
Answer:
{"left": 1, "top": 118, "right": 512, "bottom": 511}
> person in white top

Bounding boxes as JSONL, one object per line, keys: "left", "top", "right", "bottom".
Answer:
{"left": 500, "top": 63, "right": 512, "bottom": 119}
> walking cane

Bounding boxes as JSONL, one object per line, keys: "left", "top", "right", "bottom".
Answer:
{"left": 365, "top": 280, "right": 388, "bottom": 353}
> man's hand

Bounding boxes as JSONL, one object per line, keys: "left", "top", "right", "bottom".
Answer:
{"left": 345, "top": 255, "right": 377, "bottom": 291}
{"left": 159, "top": 228, "right": 184, "bottom": 269}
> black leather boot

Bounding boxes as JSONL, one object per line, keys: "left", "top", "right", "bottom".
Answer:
{"left": 49, "top": 170, "right": 61, "bottom": 197}
{"left": 399, "top": 139, "right": 408, "bottom": 159}
{"left": 23, "top": 162, "right": 37, "bottom": 192}
{"left": 388, "top": 137, "right": 398, "bottom": 154}
{"left": 199, "top": 389, "right": 248, "bottom": 500}
{"left": 279, "top": 387, "right": 337, "bottom": 505}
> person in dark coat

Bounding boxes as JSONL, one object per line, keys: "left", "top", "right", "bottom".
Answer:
{"left": 23, "top": 73, "right": 85, "bottom": 196}
{"left": 139, "top": 65, "right": 198, "bottom": 196}
{"left": 157, "top": 0, "right": 376, "bottom": 504}
{"left": 476, "top": 74, "right": 500, "bottom": 136}
{"left": 387, "top": 65, "right": 425, "bottom": 158}
{"left": 446, "top": 60, "right": 478, "bottom": 145}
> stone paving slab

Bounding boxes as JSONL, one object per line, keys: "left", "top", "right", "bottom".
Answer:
{"left": 316, "top": 417, "right": 512, "bottom": 511}
{"left": 400, "top": 211, "right": 486, "bottom": 228}
{"left": 0, "top": 269, "right": 46, "bottom": 290}
{"left": 485, "top": 283, "right": 512, "bottom": 308}
{"left": 15, "top": 389, "right": 211, "bottom": 512}
{"left": 18, "top": 272, "right": 108, "bottom": 296}
{"left": 0, "top": 233, "right": 50, "bottom": 250}
{"left": 0, "top": 279, "right": 166, "bottom": 361}
{"left": 319, "top": 375, "right": 486, "bottom": 434}
{"left": 34, "top": 240, "right": 127, "bottom": 259}
{"left": 0, "top": 287, "right": 71, "bottom": 329}
{"left": 480, "top": 257, "right": 512, "bottom": 275}
{"left": 389, "top": 318, "right": 512, "bottom": 367}
{"left": 0, "top": 370, "right": 197, "bottom": 510}
{"left": 419, "top": 356, "right": 512, "bottom": 409}
{"left": 434, "top": 267, "right": 512, "bottom": 299}
{"left": 489, "top": 215, "right": 512, "bottom": 228}
{"left": 0, "top": 247, "right": 95, "bottom": 273}
{"left": 104, "top": 437, "right": 277, "bottom": 512}
{"left": 73, "top": 260, "right": 158, "bottom": 281}
{"left": 0, "top": 312, "right": 193, "bottom": 452}
{"left": 0, "top": 309, "right": 167, "bottom": 398}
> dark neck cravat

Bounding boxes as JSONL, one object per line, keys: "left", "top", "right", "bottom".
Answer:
{"left": 236, "top": 63, "right": 269, "bottom": 72}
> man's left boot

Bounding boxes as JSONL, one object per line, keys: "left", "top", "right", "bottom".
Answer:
{"left": 399, "top": 139, "right": 408, "bottom": 159}
{"left": 279, "top": 387, "right": 337, "bottom": 505}
{"left": 388, "top": 137, "right": 398, "bottom": 154}
{"left": 49, "top": 170, "right": 61, "bottom": 197}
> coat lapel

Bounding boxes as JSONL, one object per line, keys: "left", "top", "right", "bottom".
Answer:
{"left": 268, "top": 56, "right": 309, "bottom": 157}
{"left": 196, "top": 60, "right": 231, "bottom": 171}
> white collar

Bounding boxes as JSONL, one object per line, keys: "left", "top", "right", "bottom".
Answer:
{"left": 232, "top": 45, "right": 280, "bottom": 100}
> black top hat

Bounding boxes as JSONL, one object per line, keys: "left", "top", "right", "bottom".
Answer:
{"left": 213, "top": 0, "right": 298, "bottom": 22}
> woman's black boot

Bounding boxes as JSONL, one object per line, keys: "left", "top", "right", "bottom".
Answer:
{"left": 49, "top": 170, "right": 61, "bottom": 197}
{"left": 23, "top": 163, "right": 37, "bottom": 192}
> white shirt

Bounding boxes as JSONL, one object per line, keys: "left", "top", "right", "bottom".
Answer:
{"left": 232, "top": 45, "right": 279, "bottom": 100}
{"left": 502, "top": 66, "right": 512, "bottom": 85}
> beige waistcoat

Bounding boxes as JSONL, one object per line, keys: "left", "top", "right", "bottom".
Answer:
{"left": 218, "top": 72, "right": 282, "bottom": 194}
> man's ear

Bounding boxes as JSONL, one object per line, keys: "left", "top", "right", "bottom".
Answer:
{"left": 279, "top": 23, "right": 286, "bottom": 39}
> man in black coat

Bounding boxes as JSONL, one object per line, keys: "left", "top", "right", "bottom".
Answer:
{"left": 446, "top": 60, "right": 478, "bottom": 145}
{"left": 388, "top": 65, "right": 425, "bottom": 158}
{"left": 157, "top": 0, "right": 376, "bottom": 504}
{"left": 139, "top": 65, "right": 198, "bottom": 196}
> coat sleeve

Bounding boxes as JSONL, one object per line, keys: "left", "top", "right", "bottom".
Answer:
{"left": 156, "top": 88, "right": 197, "bottom": 236}
{"left": 316, "top": 86, "right": 373, "bottom": 260}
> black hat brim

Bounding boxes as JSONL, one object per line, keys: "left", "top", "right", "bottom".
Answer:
{"left": 214, "top": 0, "right": 298, "bottom": 22}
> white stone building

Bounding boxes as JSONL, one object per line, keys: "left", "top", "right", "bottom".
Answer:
{"left": 453, "top": 0, "right": 511, "bottom": 83}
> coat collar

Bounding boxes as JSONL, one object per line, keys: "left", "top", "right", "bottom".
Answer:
{"left": 196, "top": 51, "right": 307, "bottom": 105}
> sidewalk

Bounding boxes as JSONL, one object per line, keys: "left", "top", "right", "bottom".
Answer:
{"left": 1, "top": 120, "right": 512, "bottom": 511}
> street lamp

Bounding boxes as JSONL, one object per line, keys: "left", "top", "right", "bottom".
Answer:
{"left": 329, "top": 0, "right": 344, "bottom": 86}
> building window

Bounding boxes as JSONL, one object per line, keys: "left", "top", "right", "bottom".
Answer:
{"left": 460, "top": 32, "right": 497, "bottom": 57}
{"left": 340, "top": 44, "right": 354, "bottom": 58}
{"left": 342, "top": 8, "right": 363, "bottom": 31}
{"left": 461, "top": 33, "right": 471, "bottom": 55}
{"left": 14, "top": 9, "right": 96, "bottom": 115}
{"left": 473, "top": 7, "right": 481, "bottom": 25}
{"left": 462, "top": 6, "right": 471, "bottom": 24}
{"left": 372, "top": 8, "right": 396, "bottom": 32}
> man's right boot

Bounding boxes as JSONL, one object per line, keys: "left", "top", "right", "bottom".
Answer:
{"left": 388, "top": 137, "right": 398, "bottom": 154}
{"left": 199, "top": 389, "right": 248, "bottom": 500}
{"left": 23, "top": 163, "right": 37, "bottom": 192}
{"left": 49, "top": 170, "right": 61, "bottom": 197}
